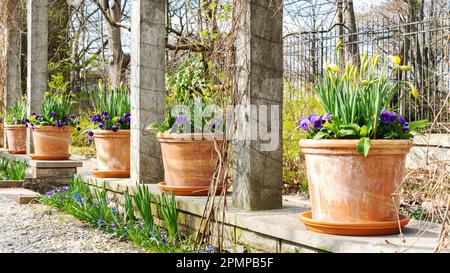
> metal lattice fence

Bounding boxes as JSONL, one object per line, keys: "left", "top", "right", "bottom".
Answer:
{"left": 284, "top": 17, "right": 450, "bottom": 131}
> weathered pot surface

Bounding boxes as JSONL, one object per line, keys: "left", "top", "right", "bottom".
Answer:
{"left": 5, "top": 125, "right": 27, "bottom": 154}
{"left": 93, "top": 130, "right": 130, "bottom": 172}
{"left": 300, "top": 139, "right": 413, "bottom": 223}
{"left": 157, "top": 133, "right": 223, "bottom": 187}
{"left": 32, "top": 126, "right": 72, "bottom": 157}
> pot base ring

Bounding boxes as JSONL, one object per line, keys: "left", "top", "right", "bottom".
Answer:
{"left": 29, "top": 153, "right": 70, "bottom": 160}
{"left": 159, "top": 182, "right": 228, "bottom": 196}
{"left": 6, "top": 149, "right": 26, "bottom": 155}
{"left": 299, "top": 211, "right": 410, "bottom": 236}
{"left": 92, "top": 169, "right": 130, "bottom": 178}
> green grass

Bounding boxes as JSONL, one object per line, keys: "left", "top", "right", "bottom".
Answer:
{"left": 0, "top": 158, "right": 28, "bottom": 180}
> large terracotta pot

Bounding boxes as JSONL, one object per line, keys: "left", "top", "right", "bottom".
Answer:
{"left": 32, "top": 126, "right": 72, "bottom": 159}
{"left": 5, "top": 124, "right": 27, "bottom": 154}
{"left": 157, "top": 133, "right": 223, "bottom": 187}
{"left": 300, "top": 139, "right": 412, "bottom": 223}
{"left": 93, "top": 130, "right": 130, "bottom": 173}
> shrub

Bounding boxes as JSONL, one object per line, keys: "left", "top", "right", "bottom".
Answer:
{"left": 283, "top": 80, "right": 323, "bottom": 193}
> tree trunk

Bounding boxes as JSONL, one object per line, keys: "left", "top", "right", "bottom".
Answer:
{"left": 336, "top": 0, "right": 346, "bottom": 66}
{"left": 344, "top": 0, "right": 360, "bottom": 66}
{"left": 104, "top": 0, "right": 129, "bottom": 89}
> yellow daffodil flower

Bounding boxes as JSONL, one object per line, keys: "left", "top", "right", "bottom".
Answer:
{"left": 388, "top": 55, "right": 402, "bottom": 65}
{"left": 410, "top": 84, "right": 419, "bottom": 99}
{"left": 326, "top": 64, "right": 340, "bottom": 72}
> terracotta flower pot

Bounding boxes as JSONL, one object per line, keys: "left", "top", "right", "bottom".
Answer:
{"left": 93, "top": 130, "right": 130, "bottom": 176}
{"left": 157, "top": 133, "right": 223, "bottom": 187}
{"left": 300, "top": 139, "right": 412, "bottom": 223}
{"left": 5, "top": 125, "right": 27, "bottom": 154}
{"left": 32, "top": 126, "right": 73, "bottom": 160}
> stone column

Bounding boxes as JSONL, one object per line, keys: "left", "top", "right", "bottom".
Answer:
{"left": 26, "top": 0, "right": 48, "bottom": 153}
{"left": 4, "top": 0, "right": 23, "bottom": 108}
{"left": 232, "top": 0, "right": 283, "bottom": 210}
{"left": 130, "top": 0, "right": 165, "bottom": 184}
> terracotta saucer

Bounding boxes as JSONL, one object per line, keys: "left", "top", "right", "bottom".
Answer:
{"left": 299, "top": 211, "right": 410, "bottom": 236}
{"left": 92, "top": 169, "right": 130, "bottom": 178}
{"left": 29, "top": 153, "right": 70, "bottom": 160}
{"left": 159, "top": 182, "right": 229, "bottom": 196}
{"left": 6, "top": 149, "right": 26, "bottom": 155}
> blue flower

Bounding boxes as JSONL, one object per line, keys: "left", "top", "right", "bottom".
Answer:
{"left": 161, "top": 237, "right": 167, "bottom": 244}
{"left": 205, "top": 245, "right": 215, "bottom": 252}
{"left": 60, "top": 186, "right": 69, "bottom": 191}
{"left": 97, "top": 218, "right": 103, "bottom": 225}
{"left": 46, "top": 189, "right": 58, "bottom": 196}
{"left": 111, "top": 223, "right": 118, "bottom": 231}
{"left": 111, "top": 207, "right": 119, "bottom": 215}
{"left": 72, "top": 193, "right": 83, "bottom": 205}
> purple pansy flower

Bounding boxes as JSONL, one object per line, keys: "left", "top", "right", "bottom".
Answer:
{"left": 321, "top": 113, "right": 332, "bottom": 122}
{"left": 50, "top": 111, "right": 57, "bottom": 118}
{"left": 111, "top": 125, "right": 118, "bottom": 132}
{"left": 87, "top": 131, "right": 94, "bottom": 137}
{"left": 398, "top": 115, "right": 407, "bottom": 126}
{"left": 175, "top": 114, "right": 188, "bottom": 126}
{"left": 298, "top": 118, "right": 311, "bottom": 131}
{"left": 380, "top": 110, "right": 397, "bottom": 123}
{"left": 310, "top": 115, "right": 323, "bottom": 129}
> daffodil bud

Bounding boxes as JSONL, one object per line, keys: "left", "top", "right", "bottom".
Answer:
{"left": 388, "top": 55, "right": 402, "bottom": 65}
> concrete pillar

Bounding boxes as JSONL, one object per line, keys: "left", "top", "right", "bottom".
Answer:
{"left": 232, "top": 0, "right": 283, "bottom": 210}
{"left": 4, "top": 0, "right": 23, "bottom": 108}
{"left": 26, "top": 0, "right": 48, "bottom": 153}
{"left": 130, "top": 0, "right": 165, "bottom": 183}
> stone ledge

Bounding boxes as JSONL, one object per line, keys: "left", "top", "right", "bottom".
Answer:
{"left": 82, "top": 174, "right": 442, "bottom": 253}
{"left": 0, "top": 151, "right": 83, "bottom": 168}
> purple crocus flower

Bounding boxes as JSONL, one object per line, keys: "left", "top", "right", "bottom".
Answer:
{"left": 297, "top": 118, "right": 311, "bottom": 131}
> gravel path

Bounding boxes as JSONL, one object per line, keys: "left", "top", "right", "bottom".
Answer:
{"left": 0, "top": 195, "right": 147, "bottom": 253}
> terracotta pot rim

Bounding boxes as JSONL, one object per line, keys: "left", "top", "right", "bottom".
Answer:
{"left": 300, "top": 139, "right": 413, "bottom": 155}
{"left": 157, "top": 132, "right": 224, "bottom": 143}
{"left": 4, "top": 124, "right": 27, "bottom": 129}
{"left": 33, "top": 125, "right": 73, "bottom": 132}
{"left": 92, "top": 129, "right": 130, "bottom": 135}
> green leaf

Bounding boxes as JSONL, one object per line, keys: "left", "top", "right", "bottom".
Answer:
{"left": 338, "top": 129, "right": 358, "bottom": 137}
{"left": 360, "top": 125, "right": 368, "bottom": 137}
{"left": 409, "top": 119, "right": 428, "bottom": 130}
{"left": 357, "top": 137, "right": 371, "bottom": 157}
{"left": 314, "top": 131, "right": 328, "bottom": 140}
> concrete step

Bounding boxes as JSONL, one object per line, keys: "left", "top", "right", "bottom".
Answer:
{"left": 0, "top": 187, "right": 40, "bottom": 204}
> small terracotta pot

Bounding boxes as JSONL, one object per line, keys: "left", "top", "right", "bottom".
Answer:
{"left": 300, "top": 139, "right": 412, "bottom": 223}
{"left": 5, "top": 124, "right": 27, "bottom": 154}
{"left": 32, "top": 126, "right": 73, "bottom": 158}
{"left": 93, "top": 130, "right": 130, "bottom": 172}
{"left": 157, "top": 133, "right": 223, "bottom": 187}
